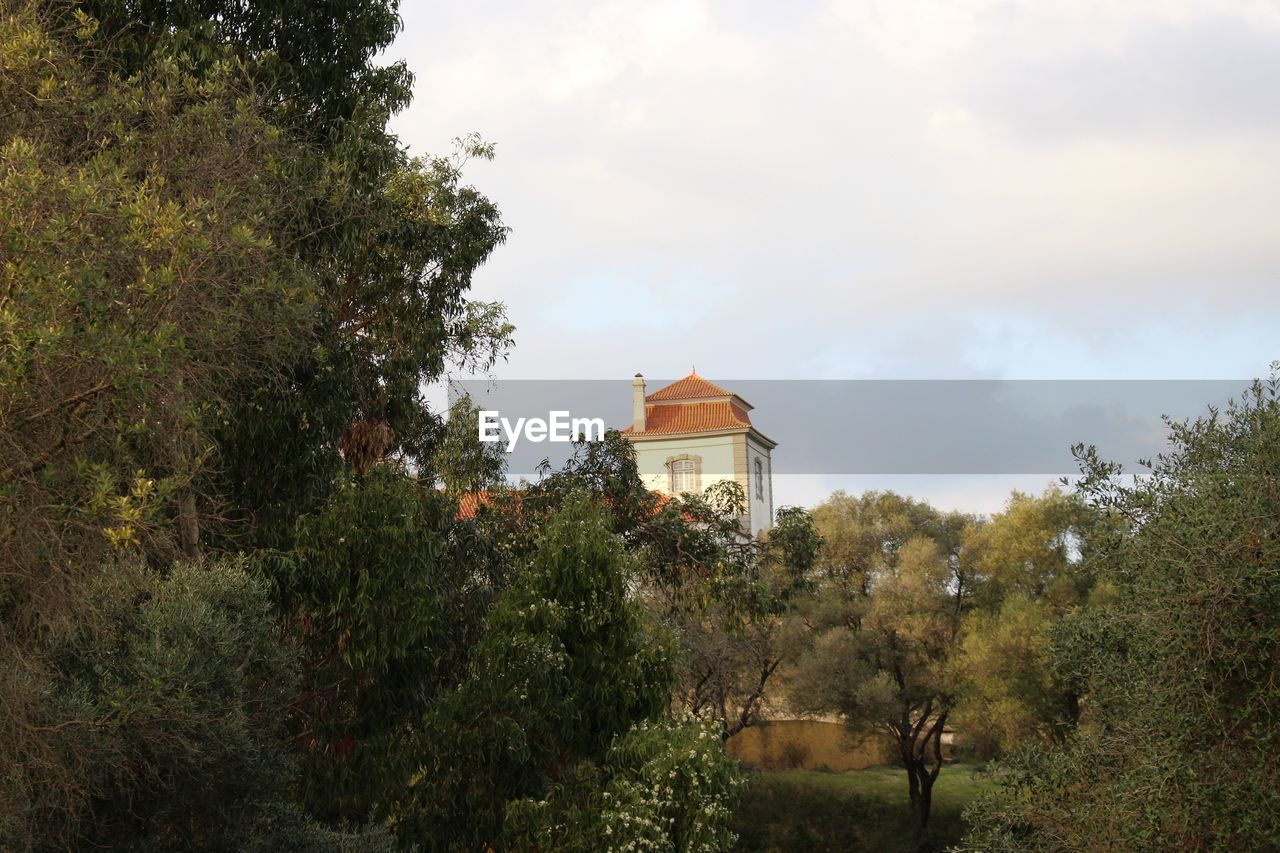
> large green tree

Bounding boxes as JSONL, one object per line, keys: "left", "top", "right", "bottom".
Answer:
{"left": 68, "top": 0, "right": 511, "bottom": 553}
{"left": 0, "top": 7, "right": 325, "bottom": 843}
{"left": 263, "top": 468, "right": 505, "bottom": 824}
{"left": 1, "top": 0, "right": 510, "bottom": 845}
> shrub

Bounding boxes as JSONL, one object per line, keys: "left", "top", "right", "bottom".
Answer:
{"left": 6, "top": 557, "right": 386, "bottom": 850}
{"left": 504, "top": 719, "right": 744, "bottom": 852}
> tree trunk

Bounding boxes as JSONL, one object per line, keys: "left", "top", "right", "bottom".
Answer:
{"left": 898, "top": 707, "right": 949, "bottom": 845}
{"left": 903, "top": 751, "right": 935, "bottom": 825}
{"left": 910, "top": 763, "right": 934, "bottom": 828}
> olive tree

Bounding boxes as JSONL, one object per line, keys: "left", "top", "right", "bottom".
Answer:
{"left": 966, "top": 374, "right": 1280, "bottom": 849}
{"left": 789, "top": 492, "right": 973, "bottom": 833}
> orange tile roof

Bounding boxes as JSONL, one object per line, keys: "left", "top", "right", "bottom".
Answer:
{"left": 646, "top": 373, "right": 735, "bottom": 402}
{"left": 453, "top": 488, "right": 672, "bottom": 520}
{"left": 456, "top": 490, "right": 494, "bottom": 519}
{"left": 622, "top": 400, "right": 752, "bottom": 436}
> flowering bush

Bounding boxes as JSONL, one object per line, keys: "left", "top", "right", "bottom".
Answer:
{"left": 505, "top": 719, "right": 743, "bottom": 851}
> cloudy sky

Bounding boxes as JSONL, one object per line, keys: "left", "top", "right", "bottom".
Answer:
{"left": 385, "top": 0, "right": 1280, "bottom": 513}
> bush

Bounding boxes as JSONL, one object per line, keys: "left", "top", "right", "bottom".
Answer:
{"left": 5, "top": 557, "right": 386, "bottom": 850}
{"left": 505, "top": 719, "right": 744, "bottom": 851}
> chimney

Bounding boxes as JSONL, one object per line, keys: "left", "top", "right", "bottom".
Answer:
{"left": 632, "top": 373, "right": 647, "bottom": 432}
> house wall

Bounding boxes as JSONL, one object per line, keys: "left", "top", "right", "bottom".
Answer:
{"left": 633, "top": 433, "right": 738, "bottom": 496}
{"left": 632, "top": 432, "right": 773, "bottom": 534}
{"left": 746, "top": 435, "right": 773, "bottom": 535}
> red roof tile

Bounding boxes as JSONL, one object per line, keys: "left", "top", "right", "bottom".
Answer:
{"left": 622, "top": 400, "right": 752, "bottom": 436}
{"left": 453, "top": 488, "right": 672, "bottom": 520}
{"left": 456, "top": 490, "right": 489, "bottom": 519}
{"left": 646, "top": 373, "right": 735, "bottom": 402}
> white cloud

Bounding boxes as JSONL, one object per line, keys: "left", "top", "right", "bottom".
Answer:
{"left": 390, "top": 0, "right": 1280, "bottom": 502}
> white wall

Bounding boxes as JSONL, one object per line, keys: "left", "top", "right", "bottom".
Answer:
{"left": 633, "top": 434, "right": 736, "bottom": 495}
{"left": 631, "top": 432, "right": 774, "bottom": 535}
{"left": 746, "top": 435, "right": 773, "bottom": 536}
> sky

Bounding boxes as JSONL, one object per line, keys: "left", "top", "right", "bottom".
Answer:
{"left": 384, "top": 0, "right": 1280, "bottom": 514}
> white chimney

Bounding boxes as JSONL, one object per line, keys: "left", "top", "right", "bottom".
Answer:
{"left": 632, "top": 373, "right": 646, "bottom": 432}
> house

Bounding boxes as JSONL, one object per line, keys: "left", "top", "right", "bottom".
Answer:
{"left": 622, "top": 372, "right": 776, "bottom": 535}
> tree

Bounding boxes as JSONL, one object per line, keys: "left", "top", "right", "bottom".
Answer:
{"left": 0, "top": 6, "right": 321, "bottom": 841}
{"left": 70, "top": 0, "right": 511, "bottom": 553}
{"left": 954, "top": 488, "right": 1105, "bottom": 756}
{"left": 810, "top": 491, "right": 969, "bottom": 596}
{"left": 664, "top": 502, "right": 821, "bottom": 739}
{"left": 394, "top": 497, "right": 680, "bottom": 848}
{"left": 81, "top": 0, "right": 412, "bottom": 132}
{"left": 0, "top": 0, "right": 313, "bottom": 621}
{"left": 1, "top": 2, "right": 515, "bottom": 844}
{"left": 965, "top": 375, "right": 1280, "bottom": 849}
{"left": 789, "top": 492, "right": 974, "bottom": 836}
{"left": 262, "top": 466, "right": 505, "bottom": 824}
{"left": 209, "top": 133, "right": 510, "bottom": 552}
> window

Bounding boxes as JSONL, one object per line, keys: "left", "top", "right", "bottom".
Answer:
{"left": 671, "top": 459, "right": 696, "bottom": 493}
{"left": 754, "top": 458, "right": 764, "bottom": 500}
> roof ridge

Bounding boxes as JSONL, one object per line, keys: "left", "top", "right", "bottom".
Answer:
{"left": 646, "top": 372, "right": 735, "bottom": 402}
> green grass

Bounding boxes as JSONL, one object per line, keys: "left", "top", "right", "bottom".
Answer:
{"left": 731, "top": 764, "right": 996, "bottom": 852}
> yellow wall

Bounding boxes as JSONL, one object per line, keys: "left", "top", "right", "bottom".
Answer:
{"left": 727, "top": 720, "right": 894, "bottom": 772}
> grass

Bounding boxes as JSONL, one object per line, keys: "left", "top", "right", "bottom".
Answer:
{"left": 731, "top": 764, "right": 996, "bottom": 852}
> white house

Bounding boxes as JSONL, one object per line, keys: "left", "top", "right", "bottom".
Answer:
{"left": 622, "top": 372, "right": 776, "bottom": 535}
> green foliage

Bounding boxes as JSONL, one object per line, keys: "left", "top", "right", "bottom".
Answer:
{"left": 810, "top": 491, "right": 968, "bottom": 596}
{"left": 961, "top": 488, "right": 1097, "bottom": 612}
{"left": 431, "top": 392, "right": 508, "bottom": 496}
{"left": 0, "top": 0, "right": 314, "bottom": 627}
{"left": 3, "top": 557, "right": 387, "bottom": 850}
{"left": 266, "top": 467, "right": 503, "bottom": 822}
{"left": 67, "top": 0, "right": 514, "bottom": 552}
{"left": 953, "top": 489, "right": 1103, "bottom": 757}
{"left": 476, "top": 431, "right": 660, "bottom": 555}
{"left": 505, "top": 719, "right": 743, "bottom": 852}
{"left": 965, "top": 375, "right": 1280, "bottom": 850}
{"left": 0, "top": 8, "right": 321, "bottom": 843}
{"left": 211, "top": 132, "right": 510, "bottom": 551}
{"left": 956, "top": 595, "right": 1062, "bottom": 756}
{"left": 79, "top": 0, "right": 411, "bottom": 131}
{"left": 396, "top": 497, "right": 674, "bottom": 849}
